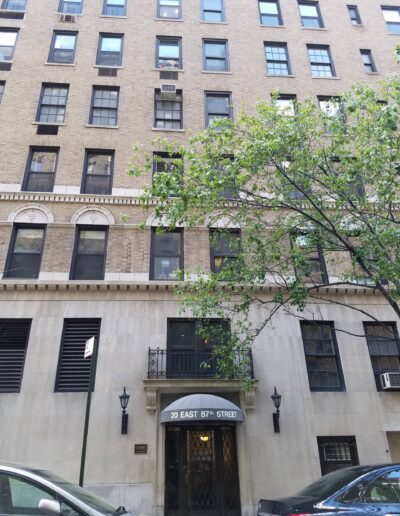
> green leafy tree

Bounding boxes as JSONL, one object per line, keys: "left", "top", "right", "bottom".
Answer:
{"left": 130, "top": 78, "right": 400, "bottom": 384}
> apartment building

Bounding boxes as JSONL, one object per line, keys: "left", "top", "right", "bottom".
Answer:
{"left": 0, "top": 1, "right": 399, "bottom": 515}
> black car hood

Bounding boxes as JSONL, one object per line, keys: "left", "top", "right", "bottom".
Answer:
{"left": 259, "top": 495, "right": 318, "bottom": 514}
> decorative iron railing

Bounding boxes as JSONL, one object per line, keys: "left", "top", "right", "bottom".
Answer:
{"left": 147, "top": 348, "right": 254, "bottom": 379}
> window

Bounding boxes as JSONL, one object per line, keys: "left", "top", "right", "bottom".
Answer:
{"left": 0, "top": 81, "right": 4, "bottom": 102}
{"left": 55, "top": 319, "right": 101, "bottom": 392}
{"left": 307, "top": 45, "right": 335, "bottom": 77}
{"left": 318, "top": 96, "right": 342, "bottom": 117}
{"left": 360, "top": 49, "right": 377, "bottom": 73}
{"left": 210, "top": 229, "right": 241, "bottom": 273}
{"left": 154, "top": 89, "right": 183, "bottom": 129}
{"left": 58, "top": 0, "right": 82, "bottom": 13}
{"left": 150, "top": 228, "right": 183, "bottom": 280}
{"left": 156, "top": 36, "right": 182, "bottom": 69}
{"left": 0, "top": 29, "right": 18, "bottom": 61}
{"left": 0, "top": 319, "right": 31, "bottom": 392}
{"left": 275, "top": 94, "right": 296, "bottom": 115}
{"left": 364, "top": 469, "right": 400, "bottom": 503}
{"left": 317, "top": 437, "right": 359, "bottom": 475}
{"left": 22, "top": 147, "right": 58, "bottom": 192}
{"left": 103, "top": 0, "right": 126, "bottom": 16}
{"left": 347, "top": 5, "right": 361, "bottom": 25}
{"left": 300, "top": 322, "right": 344, "bottom": 391}
{"left": 153, "top": 152, "right": 182, "bottom": 196}
{"left": 364, "top": 322, "right": 400, "bottom": 389}
{"left": 294, "top": 233, "right": 328, "bottom": 284}
{"left": 4, "top": 225, "right": 46, "bottom": 279}
{"left": 201, "top": 0, "right": 224, "bottom": 22}
{"left": 96, "top": 34, "right": 123, "bottom": 66}
{"left": 89, "top": 87, "right": 119, "bottom": 126}
{"left": 205, "top": 92, "right": 232, "bottom": 128}
{"left": 258, "top": 0, "right": 283, "bottom": 25}
{"left": 382, "top": 7, "right": 400, "bottom": 33}
{"left": 1, "top": 0, "right": 26, "bottom": 10}
{"left": 203, "top": 39, "right": 229, "bottom": 71}
{"left": 81, "top": 150, "right": 114, "bottom": 195}
{"left": 298, "top": 1, "right": 323, "bottom": 28}
{"left": 70, "top": 227, "right": 107, "bottom": 280}
{"left": 158, "top": 0, "right": 181, "bottom": 19}
{"left": 48, "top": 32, "right": 77, "bottom": 64}
{"left": 36, "top": 84, "right": 69, "bottom": 123}
{"left": 265, "top": 42, "right": 291, "bottom": 75}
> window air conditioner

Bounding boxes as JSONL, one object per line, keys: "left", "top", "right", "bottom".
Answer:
{"left": 380, "top": 372, "right": 400, "bottom": 390}
{"left": 160, "top": 84, "right": 177, "bottom": 100}
{"left": 59, "top": 14, "right": 76, "bottom": 22}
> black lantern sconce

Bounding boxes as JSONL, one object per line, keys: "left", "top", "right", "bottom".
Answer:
{"left": 119, "top": 387, "right": 130, "bottom": 435}
{"left": 271, "top": 386, "right": 281, "bottom": 433}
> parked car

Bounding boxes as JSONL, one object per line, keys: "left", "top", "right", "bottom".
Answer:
{"left": 0, "top": 463, "right": 136, "bottom": 516}
{"left": 258, "top": 464, "right": 400, "bottom": 515}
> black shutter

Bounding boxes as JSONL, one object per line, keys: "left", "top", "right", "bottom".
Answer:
{"left": 55, "top": 319, "right": 101, "bottom": 392}
{"left": 0, "top": 319, "right": 31, "bottom": 392}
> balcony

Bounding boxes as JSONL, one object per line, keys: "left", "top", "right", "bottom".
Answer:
{"left": 147, "top": 348, "right": 254, "bottom": 380}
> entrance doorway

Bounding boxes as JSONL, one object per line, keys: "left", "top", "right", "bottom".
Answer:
{"left": 165, "top": 425, "right": 240, "bottom": 516}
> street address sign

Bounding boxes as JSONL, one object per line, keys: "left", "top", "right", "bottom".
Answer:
{"left": 84, "top": 336, "right": 95, "bottom": 358}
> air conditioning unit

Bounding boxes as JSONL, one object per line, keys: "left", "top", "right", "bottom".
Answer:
{"left": 59, "top": 14, "right": 76, "bottom": 22}
{"left": 160, "top": 84, "right": 177, "bottom": 100}
{"left": 380, "top": 372, "right": 400, "bottom": 390}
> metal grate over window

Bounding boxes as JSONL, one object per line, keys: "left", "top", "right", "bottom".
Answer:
{"left": 0, "top": 319, "right": 31, "bottom": 392}
{"left": 317, "top": 436, "right": 359, "bottom": 475}
{"left": 55, "top": 319, "right": 101, "bottom": 392}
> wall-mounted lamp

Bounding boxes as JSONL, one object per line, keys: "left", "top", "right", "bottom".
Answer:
{"left": 271, "top": 386, "right": 281, "bottom": 433}
{"left": 119, "top": 387, "right": 130, "bottom": 435}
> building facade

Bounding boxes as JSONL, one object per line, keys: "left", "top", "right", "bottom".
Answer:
{"left": 0, "top": 1, "right": 400, "bottom": 515}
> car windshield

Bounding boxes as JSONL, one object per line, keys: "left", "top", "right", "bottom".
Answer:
{"left": 30, "top": 469, "right": 119, "bottom": 515}
{"left": 296, "top": 468, "right": 370, "bottom": 498}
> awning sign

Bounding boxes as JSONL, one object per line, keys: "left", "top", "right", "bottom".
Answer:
{"left": 84, "top": 336, "right": 95, "bottom": 358}
{"left": 160, "top": 394, "right": 244, "bottom": 423}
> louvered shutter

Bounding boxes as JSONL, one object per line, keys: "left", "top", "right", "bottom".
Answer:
{"left": 55, "top": 319, "right": 101, "bottom": 392}
{"left": 0, "top": 319, "right": 31, "bottom": 392}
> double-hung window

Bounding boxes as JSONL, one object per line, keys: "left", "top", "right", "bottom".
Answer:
{"left": 298, "top": 1, "right": 323, "bottom": 28}
{"left": 70, "top": 227, "right": 108, "bottom": 280}
{"left": 150, "top": 228, "right": 183, "bottom": 280}
{"left": 48, "top": 32, "right": 77, "bottom": 64}
{"left": 103, "top": 0, "right": 126, "bottom": 16}
{"left": 36, "top": 84, "right": 69, "bottom": 123}
{"left": 347, "top": 5, "right": 361, "bottom": 25}
{"left": 307, "top": 45, "right": 335, "bottom": 77}
{"left": 0, "top": 319, "right": 31, "bottom": 392}
{"left": 81, "top": 150, "right": 114, "bottom": 195}
{"left": 275, "top": 94, "right": 296, "bottom": 115}
{"left": 153, "top": 152, "right": 182, "bottom": 196}
{"left": 364, "top": 322, "right": 400, "bottom": 390}
{"left": 156, "top": 36, "right": 182, "bottom": 69}
{"left": 382, "top": 7, "right": 400, "bottom": 33}
{"left": 360, "top": 49, "right": 377, "bottom": 73}
{"left": 1, "top": 0, "right": 26, "bottom": 10}
{"left": 300, "top": 321, "right": 345, "bottom": 391}
{"left": 203, "top": 39, "right": 229, "bottom": 71}
{"left": 154, "top": 89, "right": 183, "bottom": 129}
{"left": 259, "top": 0, "right": 282, "bottom": 25}
{"left": 89, "top": 87, "right": 119, "bottom": 126}
{"left": 58, "top": 0, "right": 82, "bottom": 13}
{"left": 4, "top": 225, "right": 46, "bottom": 279}
{"left": 201, "top": 0, "right": 224, "bottom": 22}
{"left": 205, "top": 92, "right": 232, "bottom": 128}
{"left": 22, "top": 147, "right": 58, "bottom": 192}
{"left": 294, "top": 233, "right": 328, "bottom": 284}
{"left": 265, "top": 42, "right": 291, "bottom": 75}
{"left": 317, "top": 437, "right": 359, "bottom": 475}
{"left": 0, "top": 29, "right": 18, "bottom": 61}
{"left": 96, "top": 34, "right": 123, "bottom": 66}
{"left": 158, "top": 0, "right": 181, "bottom": 19}
{"left": 210, "top": 229, "right": 241, "bottom": 273}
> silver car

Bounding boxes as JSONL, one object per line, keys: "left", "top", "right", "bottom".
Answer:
{"left": 0, "top": 464, "right": 136, "bottom": 516}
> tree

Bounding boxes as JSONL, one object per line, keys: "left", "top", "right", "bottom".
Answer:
{"left": 130, "top": 77, "right": 400, "bottom": 384}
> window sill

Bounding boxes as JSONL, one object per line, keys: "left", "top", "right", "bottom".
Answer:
{"left": 387, "top": 31, "right": 400, "bottom": 35}
{"left": 153, "top": 67, "right": 183, "bottom": 72}
{"left": 32, "top": 122, "right": 66, "bottom": 126}
{"left": 300, "top": 26, "right": 327, "bottom": 31}
{"left": 199, "top": 20, "right": 228, "bottom": 24}
{"left": 259, "top": 24, "right": 285, "bottom": 28}
{"left": 93, "top": 64, "right": 123, "bottom": 69}
{"left": 152, "top": 127, "right": 185, "bottom": 132}
{"left": 202, "top": 70, "right": 232, "bottom": 74}
{"left": 86, "top": 124, "right": 119, "bottom": 129}
{"left": 351, "top": 24, "right": 364, "bottom": 27}
{"left": 266, "top": 74, "right": 295, "bottom": 78}
{"left": 55, "top": 11, "right": 83, "bottom": 16}
{"left": 99, "top": 14, "right": 127, "bottom": 18}
{"left": 45, "top": 62, "right": 75, "bottom": 67}
{"left": 154, "top": 17, "right": 183, "bottom": 22}
{"left": 311, "top": 76, "right": 340, "bottom": 80}
{"left": 365, "top": 72, "right": 380, "bottom": 75}
{"left": 0, "top": 9, "right": 25, "bottom": 13}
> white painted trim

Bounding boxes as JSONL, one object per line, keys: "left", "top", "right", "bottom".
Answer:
{"left": 7, "top": 204, "right": 55, "bottom": 224}
{"left": 71, "top": 205, "right": 115, "bottom": 225}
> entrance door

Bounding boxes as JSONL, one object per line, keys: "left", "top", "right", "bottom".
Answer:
{"left": 165, "top": 425, "right": 240, "bottom": 516}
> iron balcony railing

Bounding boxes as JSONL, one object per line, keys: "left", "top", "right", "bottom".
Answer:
{"left": 147, "top": 348, "right": 254, "bottom": 379}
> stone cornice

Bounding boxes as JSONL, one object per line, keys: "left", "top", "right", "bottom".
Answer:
{"left": 0, "top": 191, "right": 148, "bottom": 205}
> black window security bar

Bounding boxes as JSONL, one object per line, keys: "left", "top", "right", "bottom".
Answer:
{"left": 148, "top": 347, "right": 254, "bottom": 379}
{"left": 317, "top": 436, "right": 359, "bottom": 475}
{"left": 0, "top": 319, "right": 31, "bottom": 392}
